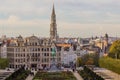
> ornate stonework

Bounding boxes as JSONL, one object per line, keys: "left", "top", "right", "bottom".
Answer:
{"left": 50, "top": 4, "right": 57, "bottom": 41}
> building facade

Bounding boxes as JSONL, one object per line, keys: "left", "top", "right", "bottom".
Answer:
{"left": 7, "top": 35, "right": 61, "bottom": 69}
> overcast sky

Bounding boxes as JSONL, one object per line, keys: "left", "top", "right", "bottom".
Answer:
{"left": 0, "top": 0, "right": 120, "bottom": 38}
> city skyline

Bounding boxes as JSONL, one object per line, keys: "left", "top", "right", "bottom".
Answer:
{"left": 0, "top": 0, "right": 120, "bottom": 37}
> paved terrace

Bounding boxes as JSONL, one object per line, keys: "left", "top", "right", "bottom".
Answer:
{"left": 0, "top": 69, "right": 14, "bottom": 80}
{"left": 26, "top": 70, "right": 37, "bottom": 80}
{"left": 93, "top": 68, "right": 120, "bottom": 80}
{"left": 73, "top": 71, "right": 83, "bottom": 80}
{"left": 64, "top": 68, "right": 83, "bottom": 80}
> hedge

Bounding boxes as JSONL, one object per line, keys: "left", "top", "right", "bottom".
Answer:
{"left": 5, "top": 67, "right": 30, "bottom": 80}
{"left": 78, "top": 66, "right": 104, "bottom": 80}
{"left": 33, "top": 71, "right": 77, "bottom": 80}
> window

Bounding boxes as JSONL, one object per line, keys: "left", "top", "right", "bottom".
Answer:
{"left": 42, "top": 48, "right": 44, "bottom": 51}
{"left": 16, "top": 65, "right": 17, "bottom": 68}
{"left": 51, "top": 48, "right": 52, "bottom": 51}
{"left": 44, "top": 53, "right": 46, "bottom": 56}
{"left": 33, "top": 48, "right": 34, "bottom": 51}
{"left": 38, "top": 53, "right": 40, "bottom": 56}
{"left": 44, "top": 48, "right": 46, "bottom": 51}
{"left": 23, "top": 59, "right": 25, "bottom": 62}
{"left": 23, "top": 49, "right": 25, "bottom": 52}
{"left": 35, "top": 48, "right": 37, "bottom": 51}
{"left": 38, "top": 48, "right": 40, "bottom": 51}
{"left": 58, "top": 58, "right": 61, "bottom": 61}
{"left": 32, "top": 59, "right": 34, "bottom": 61}
{"left": 59, "top": 53, "right": 61, "bottom": 56}
{"left": 32, "top": 53, "right": 34, "bottom": 57}
{"left": 16, "top": 59, "right": 17, "bottom": 62}
{"left": 38, "top": 59, "right": 40, "bottom": 61}
{"left": 24, "top": 54, "right": 25, "bottom": 57}
{"left": 27, "top": 54, "right": 29, "bottom": 57}
{"left": 47, "top": 48, "right": 49, "bottom": 51}
{"left": 35, "top": 42, "right": 37, "bottom": 46}
{"left": 47, "top": 53, "right": 49, "bottom": 56}
{"left": 35, "top": 53, "right": 37, "bottom": 57}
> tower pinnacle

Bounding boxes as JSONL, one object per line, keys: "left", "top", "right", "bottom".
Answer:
{"left": 52, "top": 4, "right": 55, "bottom": 16}
{"left": 50, "top": 4, "right": 57, "bottom": 41}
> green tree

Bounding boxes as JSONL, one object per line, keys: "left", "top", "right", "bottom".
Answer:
{"left": 0, "top": 58, "right": 9, "bottom": 69}
{"left": 85, "top": 58, "right": 94, "bottom": 65}
{"left": 81, "top": 54, "right": 89, "bottom": 65}
{"left": 92, "top": 53, "right": 99, "bottom": 66}
{"left": 81, "top": 53, "right": 99, "bottom": 66}
{"left": 109, "top": 40, "right": 120, "bottom": 59}
{"left": 76, "top": 57, "right": 82, "bottom": 67}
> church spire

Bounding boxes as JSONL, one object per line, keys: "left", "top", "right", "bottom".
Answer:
{"left": 50, "top": 4, "right": 58, "bottom": 41}
{"left": 52, "top": 4, "right": 55, "bottom": 16}
{"left": 51, "top": 4, "right": 56, "bottom": 23}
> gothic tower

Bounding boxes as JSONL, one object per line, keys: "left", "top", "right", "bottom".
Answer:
{"left": 50, "top": 4, "right": 57, "bottom": 41}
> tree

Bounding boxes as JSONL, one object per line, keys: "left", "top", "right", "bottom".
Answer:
{"left": 76, "top": 57, "right": 82, "bottom": 67}
{"left": 92, "top": 53, "right": 99, "bottom": 66}
{"left": 85, "top": 58, "right": 94, "bottom": 65}
{"left": 81, "top": 53, "right": 99, "bottom": 66}
{"left": 0, "top": 58, "right": 9, "bottom": 69}
{"left": 81, "top": 54, "right": 89, "bottom": 65}
{"left": 109, "top": 40, "right": 120, "bottom": 59}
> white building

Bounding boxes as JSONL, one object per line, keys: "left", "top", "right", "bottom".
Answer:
{"left": 0, "top": 42, "right": 7, "bottom": 58}
{"left": 61, "top": 46, "right": 77, "bottom": 65}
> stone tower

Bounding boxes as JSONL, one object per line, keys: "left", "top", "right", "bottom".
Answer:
{"left": 104, "top": 33, "right": 108, "bottom": 47}
{"left": 104, "top": 33, "right": 109, "bottom": 53}
{"left": 50, "top": 4, "right": 57, "bottom": 41}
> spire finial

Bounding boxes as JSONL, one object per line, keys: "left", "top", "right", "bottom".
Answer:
{"left": 52, "top": 3, "right": 55, "bottom": 15}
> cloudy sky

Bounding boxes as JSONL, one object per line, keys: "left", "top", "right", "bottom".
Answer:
{"left": 0, "top": 0, "right": 120, "bottom": 38}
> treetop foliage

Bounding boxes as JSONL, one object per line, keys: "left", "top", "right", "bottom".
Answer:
{"left": 109, "top": 40, "right": 120, "bottom": 59}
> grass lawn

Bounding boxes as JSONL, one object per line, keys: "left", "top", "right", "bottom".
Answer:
{"left": 99, "top": 57, "right": 120, "bottom": 74}
{"left": 33, "top": 71, "right": 77, "bottom": 80}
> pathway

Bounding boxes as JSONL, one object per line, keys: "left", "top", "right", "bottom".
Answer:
{"left": 94, "top": 68, "right": 120, "bottom": 80}
{"left": 0, "top": 69, "right": 14, "bottom": 80}
{"left": 72, "top": 71, "right": 83, "bottom": 80}
{"left": 26, "top": 71, "right": 37, "bottom": 80}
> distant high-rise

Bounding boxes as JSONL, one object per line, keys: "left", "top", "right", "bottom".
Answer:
{"left": 50, "top": 4, "right": 57, "bottom": 41}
